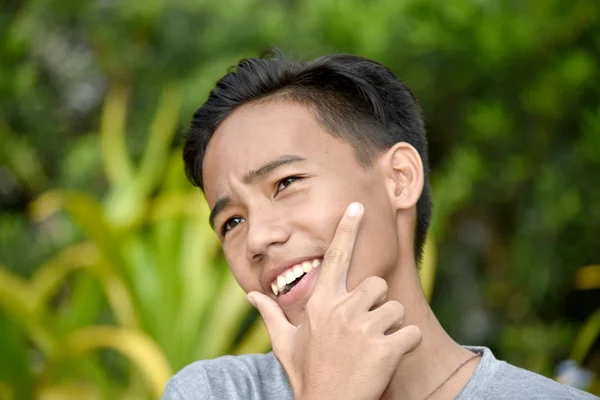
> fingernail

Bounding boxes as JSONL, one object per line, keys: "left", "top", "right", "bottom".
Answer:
{"left": 246, "top": 293, "right": 256, "bottom": 307}
{"left": 346, "top": 202, "right": 362, "bottom": 217}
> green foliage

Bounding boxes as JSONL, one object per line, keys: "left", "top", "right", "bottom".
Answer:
{"left": 1, "top": 0, "right": 599, "bottom": 397}
{"left": 0, "top": 82, "right": 272, "bottom": 398}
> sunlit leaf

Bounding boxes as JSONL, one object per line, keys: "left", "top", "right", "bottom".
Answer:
{"left": 37, "top": 383, "right": 101, "bottom": 400}
{"left": 195, "top": 273, "right": 251, "bottom": 359}
{"left": 574, "top": 265, "right": 600, "bottom": 290}
{"left": 0, "top": 264, "right": 57, "bottom": 356}
{"left": 100, "top": 82, "right": 133, "bottom": 187}
{"left": 0, "top": 264, "right": 35, "bottom": 316}
{"left": 56, "top": 326, "right": 173, "bottom": 399}
{"left": 103, "top": 185, "right": 148, "bottom": 230}
{"left": 31, "top": 243, "right": 98, "bottom": 309}
{"left": 160, "top": 148, "right": 193, "bottom": 192}
{"left": 232, "top": 317, "right": 271, "bottom": 356}
{"left": 170, "top": 213, "right": 221, "bottom": 367}
{"left": 0, "top": 381, "right": 15, "bottom": 400}
{"left": 419, "top": 235, "right": 438, "bottom": 303}
{"left": 149, "top": 192, "right": 204, "bottom": 221}
{"left": 29, "top": 191, "right": 65, "bottom": 223}
{"left": 137, "top": 82, "right": 183, "bottom": 197}
{"left": 30, "top": 190, "right": 130, "bottom": 279}
{"left": 570, "top": 308, "right": 600, "bottom": 365}
{"left": 32, "top": 241, "right": 138, "bottom": 328}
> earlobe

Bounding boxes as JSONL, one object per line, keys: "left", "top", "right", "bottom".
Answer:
{"left": 381, "top": 143, "right": 424, "bottom": 211}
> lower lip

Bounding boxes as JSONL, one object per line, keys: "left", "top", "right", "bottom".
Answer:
{"left": 276, "top": 263, "right": 321, "bottom": 308}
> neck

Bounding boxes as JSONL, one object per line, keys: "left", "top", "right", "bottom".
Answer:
{"left": 380, "top": 256, "right": 480, "bottom": 400}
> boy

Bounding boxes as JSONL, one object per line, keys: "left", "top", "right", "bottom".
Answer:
{"left": 163, "top": 51, "right": 595, "bottom": 399}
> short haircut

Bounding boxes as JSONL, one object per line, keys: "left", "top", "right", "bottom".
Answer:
{"left": 183, "top": 50, "right": 432, "bottom": 262}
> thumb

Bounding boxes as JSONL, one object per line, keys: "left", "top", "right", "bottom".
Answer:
{"left": 247, "top": 291, "right": 292, "bottom": 351}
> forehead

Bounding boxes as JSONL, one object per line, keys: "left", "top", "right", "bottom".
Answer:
{"left": 202, "top": 101, "right": 353, "bottom": 200}
{"left": 210, "top": 100, "right": 326, "bottom": 157}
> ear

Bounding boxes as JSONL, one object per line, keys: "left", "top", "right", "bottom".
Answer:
{"left": 379, "top": 142, "right": 424, "bottom": 211}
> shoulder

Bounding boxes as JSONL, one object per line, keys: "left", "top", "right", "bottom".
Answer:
{"left": 493, "top": 361, "right": 596, "bottom": 399}
{"left": 162, "top": 352, "right": 292, "bottom": 400}
{"left": 458, "top": 346, "right": 597, "bottom": 400}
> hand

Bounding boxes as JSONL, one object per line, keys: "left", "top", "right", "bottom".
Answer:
{"left": 247, "top": 202, "right": 423, "bottom": 400}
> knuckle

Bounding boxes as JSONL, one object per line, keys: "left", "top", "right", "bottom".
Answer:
{"left": 404, "top": 324, "right": 423, "bottom": 342}
{"left": 323, "top": 248, "right": 345, "bottom": 265}
{"left": 389, "top": 300, "right": 405, "bottom": 314}
{"left": 396, "top": 325, "right": 423, "bottom": 353}
{"left": 305, "top": 297, "right": 319, "bottom": 314}
{"left": 337, "top": 221, "right": 355, "bottom": 234}
{"left": 364, "top": 276, "right": 388, "bottom": 293}
{"left": 334, "top": 302, "right": 353, "bottom": 325}
{"left": 388, "top": 301, "right": 405, "bottom": 318}
{"left": 378, "top": 300, "right": 404, "bottom": 322}
{"left": 372, "top": 339, "right": 392, "bottom": 358}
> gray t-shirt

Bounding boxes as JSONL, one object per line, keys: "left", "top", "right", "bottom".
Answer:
{"left": 163, "top": 346, "right": 597, "bottom": 399}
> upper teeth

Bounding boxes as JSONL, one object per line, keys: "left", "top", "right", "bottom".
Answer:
{"left": 271, "top": 259, "right": 321, "bottom": 296}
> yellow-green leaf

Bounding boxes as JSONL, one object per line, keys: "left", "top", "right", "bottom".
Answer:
{"left": 570, "top": 307, "right": 600, "bottom": 365}
{"left": 419, "top": 235, "right": 438, "bottom": 303}
{"left": 100, "top": 82, "right": 133, "bottom": 187}
{"left": 232, "top": 317, "right": 271, "bottom": 355}
{"left": 574, "top": 265, "right": 600, "bottom": 290}
{"left": 58, "top": 326, "right": 173, "bottom": 399}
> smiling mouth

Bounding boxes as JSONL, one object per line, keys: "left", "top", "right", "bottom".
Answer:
{"left": 271, "top": 258, "right": 322, "bottom": 296}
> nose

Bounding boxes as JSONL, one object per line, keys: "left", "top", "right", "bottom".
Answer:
{"left": 245, "top": 207, "right": 291, "bottom": 263}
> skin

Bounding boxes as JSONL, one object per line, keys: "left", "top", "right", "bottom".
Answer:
{"left": 203, "top": 100, "right": 481, "bottom": 399}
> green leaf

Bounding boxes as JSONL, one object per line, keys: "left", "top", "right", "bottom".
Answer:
{"left": 45, "top": 326, "right": 173, "bottom": 400}
{"left": 137, "top": 83, "right": 183, "bottom": 197}
{"left": 419, "top": 235, "right": 438, "bottom": 303}
{"left": 571, "top": 308, "right": 600, "bottom": 365}
{"left": 574, "top": 265, "right": 600, "bottom": 290}
{"left": 232, "top": 316, "right": 271, "bottom": 356}
{"left": 0, "top": 264, "right": 57, "bottom": 356}
{"left": 195, "top": 273, "right": 252, "bottom": 359}
{"left": 100, "top": 82, "right": 134, "bottom": 188}
{"left": 0, "top": 313, "right": 34, "bottom": 400}
{"left": 30, "top": 190, "right": 130, "bottom": 286}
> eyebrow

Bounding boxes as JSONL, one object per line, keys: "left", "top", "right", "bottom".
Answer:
{"left": 208, "top": 154, "right": 306, "bottom": 229}
{"left": 209, "top": 196, "right": 230, "bottom": 229}
{"left": 242, "top": 154, "right": 306, "bottom": 184}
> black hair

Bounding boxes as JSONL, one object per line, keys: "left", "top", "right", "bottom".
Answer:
{"left": 183, "top": 50, "right": 432, "bottom": 262}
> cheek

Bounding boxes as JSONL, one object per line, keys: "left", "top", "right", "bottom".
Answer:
{"left": 283, "top": 180, "right": 347, "bottom": 235}
{"left": 299, "top": 179, "right": 398, "bottom": 290}
{"left": 293, "top": 190, "right": 349, "bottom": 247}
{"left": 347, "top": 198, "right": 399, "bottom": 291}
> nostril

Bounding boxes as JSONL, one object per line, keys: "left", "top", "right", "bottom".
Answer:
{"left": 245, "top": 218, "right": 292, "bottom": 260}
{"left": 250, "top": 252, "right": 263, "bottom": 263}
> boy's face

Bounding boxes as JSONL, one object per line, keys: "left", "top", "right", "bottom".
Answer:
{"left": 203, "top": 101, "right": 401, "bottom": 325}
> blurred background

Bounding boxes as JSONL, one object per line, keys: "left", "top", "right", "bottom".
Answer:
{"left": 1, "top": 0, "right": 599, "bottom": 398}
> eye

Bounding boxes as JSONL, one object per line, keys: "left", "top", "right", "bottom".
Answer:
{"left": 277, "top": 176, "right": 301, "bottom": 193}
{"left": 221, "top": 216, "right": 245, "bottom": 237}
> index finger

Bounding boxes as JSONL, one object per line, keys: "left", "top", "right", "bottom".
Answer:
{"left": 314, "top": 202, "right": 364, "bottom": 297}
